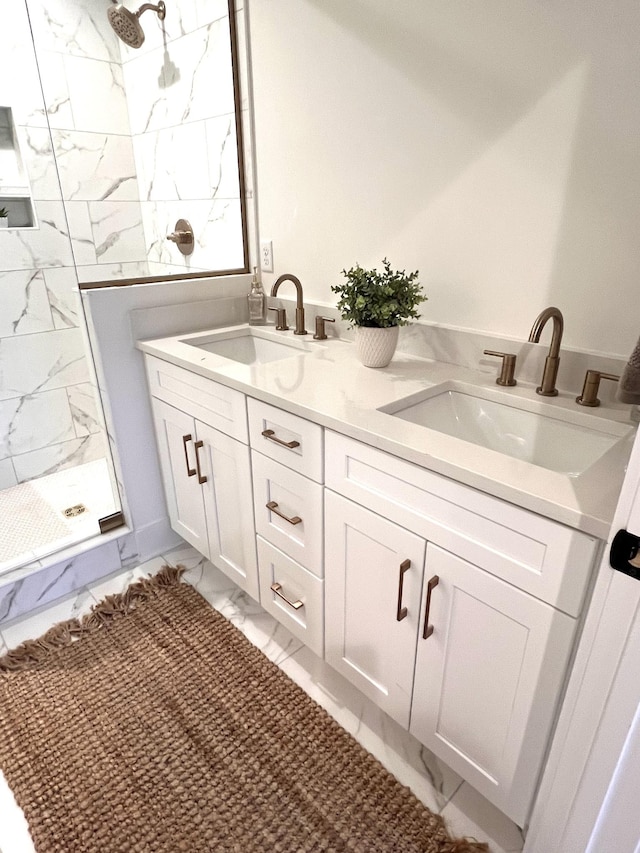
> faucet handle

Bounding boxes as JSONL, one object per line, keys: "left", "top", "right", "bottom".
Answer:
{"left": 313, "top": 316, "right": 335, "bottom": 340}
{"left": 483, "top": 350, "right": 517, "bottom": 387}
{"left": 268, "top": 306, "right": 289, "bottom": 331}
{"left": 576, "top": 370, "right": 620, "bottom": 407}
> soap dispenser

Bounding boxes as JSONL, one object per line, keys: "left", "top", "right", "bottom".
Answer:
{"left": 247, "top": 267, "right": 266, "bottom": 325}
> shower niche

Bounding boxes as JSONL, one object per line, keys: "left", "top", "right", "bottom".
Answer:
{"left": 0, "top": 105, "right": 35, "bottom": 228}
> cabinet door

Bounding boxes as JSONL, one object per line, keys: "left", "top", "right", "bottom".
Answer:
{"left": 409, "top": 544, "right": 576, "bottom": 826}
{"left": 325, "top": 491, "right": 426, "bottom": 729}
{"left": 196, "top": 420, "right": 259, "bottom": 600}
{"left": 150, "top": 398, "right": 209, "bottom": 557}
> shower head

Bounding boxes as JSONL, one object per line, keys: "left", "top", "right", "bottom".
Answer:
{"left": 107, "top": 1, "right": 166, "bottom": 49}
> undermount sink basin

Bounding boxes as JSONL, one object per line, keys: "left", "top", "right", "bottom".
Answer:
{"left": 379, "top": 381, "right": 633, "bottom": 476}
{"left": 180, "top": 328, "right": 317, "bottom": 366}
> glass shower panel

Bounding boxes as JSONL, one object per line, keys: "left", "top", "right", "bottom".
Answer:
{"left": 0, "top": 3, "right": 123, "bottom": 575}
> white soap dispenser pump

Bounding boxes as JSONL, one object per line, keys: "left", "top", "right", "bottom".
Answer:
{"left": 247, "top": 266, "right": 266, "bottom": 325}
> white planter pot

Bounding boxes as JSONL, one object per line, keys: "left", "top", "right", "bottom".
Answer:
{"left": 355, "top": 325, "right": 399, "bottom": 368}
{"left": 0, "top": 217, "right": 8, "bottom": 229}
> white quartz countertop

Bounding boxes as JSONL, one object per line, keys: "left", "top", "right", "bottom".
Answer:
{"left": 137, "top": 324, "right": 637, "bottom": 540}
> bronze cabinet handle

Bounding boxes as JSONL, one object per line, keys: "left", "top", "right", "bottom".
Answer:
{"left": 261, "top": 428, "right": 300, "bottom": 449}
{"left": 266, "top": 500, "right": 302, "bottom": 525}
{"left": 422, "top": 575, "right": 440, "bottom": 639}
{"left": 396, "top": 559, "right": 411, "bottom": 621}
{"left": 182, "top": 434, "right": 197, "bottom": 477}
{"left": 194, "top": 440, "right": 207, "bottom": 485}
{"left": 270, "top": 582, "right": 304, "bottom": 610}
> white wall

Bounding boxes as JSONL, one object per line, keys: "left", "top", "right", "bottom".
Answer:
{"left": 248, "top": 0, "right": 640, "bottom": 357}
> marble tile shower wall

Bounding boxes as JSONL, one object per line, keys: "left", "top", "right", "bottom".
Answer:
{"left": 1, "top": 0, "right": 244, "bottom": 487}
{"left": 0, "top": 2, "right": 108, "bottom": 489}
{"left": 121, "top": 0, "right": 244, "bottom": 275}
{"left": 23, "top": 0, "right": 245, "bottom": 282}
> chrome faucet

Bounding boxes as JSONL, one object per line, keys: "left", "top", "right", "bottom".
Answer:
{"left": 270, "top": 273, "right": 307, "bottom": 335}
{"left": 528, "top": 306, "right": 564, "bottom": 396}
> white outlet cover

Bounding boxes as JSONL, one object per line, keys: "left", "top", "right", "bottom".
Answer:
{"left": 260, "top": 239, "right": 273, "bottom": 272}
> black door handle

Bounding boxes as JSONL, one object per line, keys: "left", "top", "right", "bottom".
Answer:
{"left": 610, "top": 529, "right": 640, "bottom": 581}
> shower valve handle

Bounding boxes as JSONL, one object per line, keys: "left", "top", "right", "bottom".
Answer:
{"left": 167, "top": 230, "right": 192, "bottom": 244}
{"left": 166, "top": 219, "right": 194, "bottom": 255}
{"left": 167, "top": 231, "right": 193, "bottom": 245}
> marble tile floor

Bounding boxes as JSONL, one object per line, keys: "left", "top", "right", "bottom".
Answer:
{"left": 0, "top": 459, "right": 119, "bottom": 576}
{"left": 0, "top": 545, "right": 525, "bottom": 853}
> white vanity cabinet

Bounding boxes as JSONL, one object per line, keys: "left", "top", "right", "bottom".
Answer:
{"left": 141, "top": 348, "right": 603, "bottom": 827}
{"left": 145, "top": 356, "right": 259, "bottom": 599}
{"left": 324, "top": 430, "right": 598, "bottom": 825}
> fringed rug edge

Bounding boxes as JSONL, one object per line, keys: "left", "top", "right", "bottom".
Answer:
{"left": 0, "top": 565, "right": 185, "bottom": 673}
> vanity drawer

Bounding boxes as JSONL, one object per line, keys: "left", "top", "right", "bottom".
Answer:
{"left": 252, "top": 452, "right": 324, "bottom": 576}
{"left": 248, "top": 398, "right": 323, "bottom": 482}
{"left": 325, "top": 431, "right": 598, "bottom": 615}
{"left": 145, "top": 355, "right": 247, "bottom": 442}
{"left": 257, "top": 536, "right": 324, "bottom": 657}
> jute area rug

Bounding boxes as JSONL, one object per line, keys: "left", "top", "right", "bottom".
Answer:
{"left": 0, "top": 567, "right": 488, "bottom": 853}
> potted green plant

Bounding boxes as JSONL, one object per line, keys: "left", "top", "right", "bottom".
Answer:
{"left": 331, "top": 258, "right": 426, "bottom": 367}
{"left": 0, "top": 208, "right": 8, "bottom": 228}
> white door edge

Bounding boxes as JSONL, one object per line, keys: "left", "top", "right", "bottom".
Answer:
{"left": 526, "top": 426, "right": 640, "bottom": 853}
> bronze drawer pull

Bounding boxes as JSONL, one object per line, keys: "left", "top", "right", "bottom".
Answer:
{"left": 194, "top": 440, "right": 207, "bottom": 485}
{"left": 182, "top": 433, "right": 197, "bottom": 477}
{"left": 270, "top": 582, "right": 304, "bottom": 610}
{"left": 266, "top": 500, "right": 302, "bottom": 525}
{"left": 396, "top": 559, "right": 411, "bottom": 622}
{"left": 261, "top": 428, "right": 300, "bottom": 449}
{"left": 422, "top": 575, "right": 439, "bottom": 639}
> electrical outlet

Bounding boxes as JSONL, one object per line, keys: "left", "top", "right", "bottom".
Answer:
{"left": 260, "top": 240, "right": 273, "bottom": 273}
